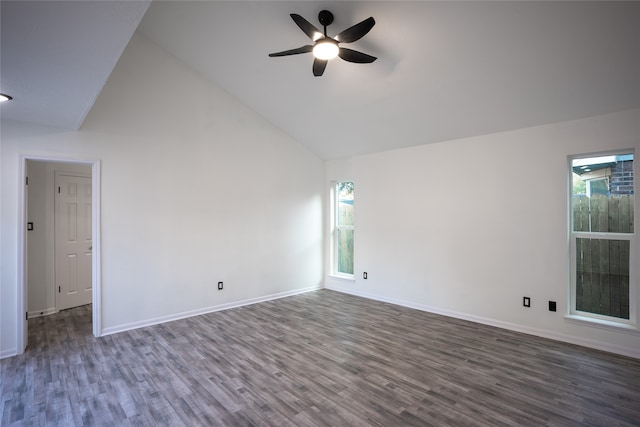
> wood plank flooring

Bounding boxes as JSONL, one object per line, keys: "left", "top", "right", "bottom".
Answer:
{"left": 2, "top": 289, "right": 640, "bottom": 426}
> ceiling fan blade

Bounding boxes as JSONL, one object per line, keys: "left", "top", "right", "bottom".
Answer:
{"left": 313, "top": 58, "right": 328, "bottom": 76}
{"left": 338, "top": 48, "right": 377, "bottom": 63}
{"left": 269, "top": 45, "right": 313, "bottom": 57}
{"left": 290, "top": 14, "right": 322, "bottom": 41}
{"left": 335, "top": 17, "right": 375, "bottom": 43}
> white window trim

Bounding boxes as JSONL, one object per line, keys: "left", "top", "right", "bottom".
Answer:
{"left": 568, "top": 150, "right": 637, "bottom": 329}
{"left": 564, "top": 313, "right": 639, "bottom": 334}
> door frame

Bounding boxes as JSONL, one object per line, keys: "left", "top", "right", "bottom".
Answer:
{"left": 18, "top": 154, "right": 102, "bottom": 354}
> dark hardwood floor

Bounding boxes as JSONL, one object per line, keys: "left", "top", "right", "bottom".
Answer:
{"left": 2, "top": 289, "right": 639, "bottom": 426}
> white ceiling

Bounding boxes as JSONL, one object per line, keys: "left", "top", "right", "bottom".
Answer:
{"left": 2, "top": 1, "right": 640, "bottom": 159}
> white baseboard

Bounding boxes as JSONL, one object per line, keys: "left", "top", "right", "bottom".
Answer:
{"left": 101, "top": 285, "right": 322, "bottom": 337}
{"left": 28, "top": 308, "right": 57, "bottom": 319}
{"left": 0, "top": 348, "right": 18, "bottom": 359}
{"left": 325, "top": 284, "right": 640, "bottom": 360}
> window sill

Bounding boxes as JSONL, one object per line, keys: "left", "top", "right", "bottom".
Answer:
{"left": 565, "top": 314, "right": 638, "bottom": 334}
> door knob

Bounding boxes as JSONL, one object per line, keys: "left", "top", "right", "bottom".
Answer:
{"left": 89, "top": 246, "right": 92, "bottom": 250}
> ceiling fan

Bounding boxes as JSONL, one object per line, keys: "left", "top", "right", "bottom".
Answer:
{"left": 269, "top": 10, "right": 376, "bottom": 77}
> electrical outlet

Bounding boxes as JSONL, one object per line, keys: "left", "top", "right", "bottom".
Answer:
{"left": 363, "top": 272, "right": 368, "bottom": 279}
{"left": 523, "top": 297, "right": 530, "bottom": 307}
{"left": 549, "top": 301, "right": 557, "bottom": 312}
{"left": 218, "top": 281, "right": 223, "bottom": 290}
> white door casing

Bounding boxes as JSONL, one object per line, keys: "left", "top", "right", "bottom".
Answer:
{"left": 56, "top": 174, "right": 92, "bottom": 310}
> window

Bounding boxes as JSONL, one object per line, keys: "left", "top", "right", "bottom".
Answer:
{"left": 570, "top": 153, "right": 635, "bottom": 323}
{"left": 333, "top": 182, "right": 354, "bottom": 277}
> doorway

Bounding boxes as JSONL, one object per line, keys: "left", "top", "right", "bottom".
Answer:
{"left": 19, "top": 156, "right": 101, "bottom": 354}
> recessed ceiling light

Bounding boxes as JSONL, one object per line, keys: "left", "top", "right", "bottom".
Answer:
{"left": 0, "top": 93, "right": 13, "bottom": 102}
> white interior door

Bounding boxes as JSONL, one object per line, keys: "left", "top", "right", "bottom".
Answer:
{"left": 56, "top": 174, "right": 92, "bottom": 310}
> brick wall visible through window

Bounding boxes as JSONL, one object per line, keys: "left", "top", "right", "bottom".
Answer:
{"left": 610, "top": 160, "right": 634, "bottom": 195}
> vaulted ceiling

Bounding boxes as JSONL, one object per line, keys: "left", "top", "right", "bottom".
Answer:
{"left": 0, "top": 1, "right": 150, "bottom": 130}
{"left": 2, "top": 1, "right": 640, "bottom": 159}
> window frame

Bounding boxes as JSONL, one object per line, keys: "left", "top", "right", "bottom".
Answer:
{"left": 568, "top": 151, "right": 637, "bottom": 328}
{"left": 331, "top": 181, "right": 355, "bottom": 279}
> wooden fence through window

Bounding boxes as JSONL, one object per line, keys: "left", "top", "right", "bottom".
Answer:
{"left": 573, "top": 194, "right": 634, "bottom": 319}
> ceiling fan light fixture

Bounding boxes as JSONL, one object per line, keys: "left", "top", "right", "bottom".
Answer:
{"left": 0, "top": 93, "right": 13, "bottom": 102}
{"left": 269, "top": 11, "right": 376, "bottom": 76}
{"left": 313, "top": 39, "right": 339, "bottom": 60}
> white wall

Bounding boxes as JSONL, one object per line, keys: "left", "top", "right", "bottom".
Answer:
{"left": 25, "top": 160, "right": 48, "bottom": 315}
{"left": 1, "top": 33, "right": 324, "bottom": 357}
{"left": 326, "top": 109, "right": 640, "bottom": 358}
{"left": 26, "top": 160, "right": 92, "bottom": 317}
